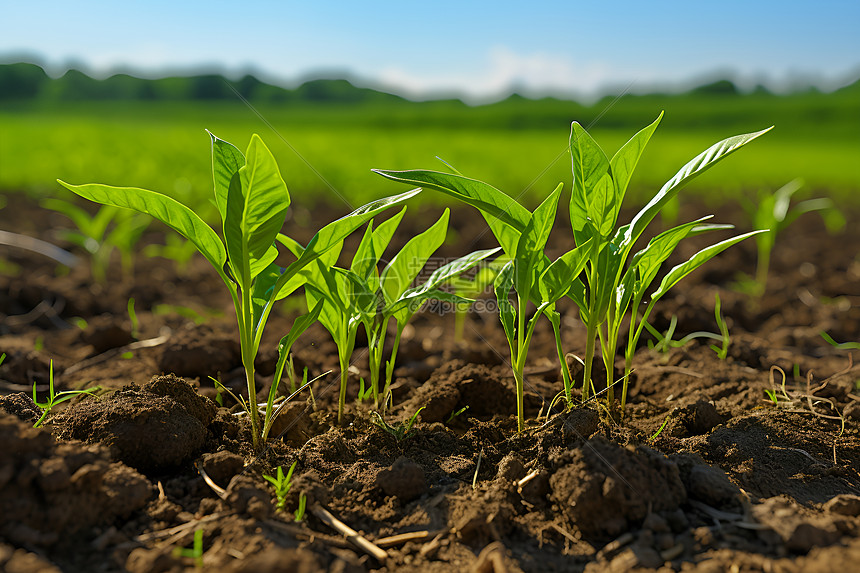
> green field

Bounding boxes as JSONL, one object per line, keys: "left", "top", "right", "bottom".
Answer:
{"left": 2, "top": 72, "right": 858, "bottom": 215}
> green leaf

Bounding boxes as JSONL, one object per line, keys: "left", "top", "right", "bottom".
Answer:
{"left": 352, "top": 206, "right": 407, "bottom": 284}
{"left": 538, "top": 237, "right": 594, "bottom": 304}
{"left": 629, "top": 216, "right": 713, "bottom": 291}
{"left": 374, "top": 169, "right": 527, "bottom": 257}
{"left": 57, "top": 181, "right": 228, "bottom": 282}
{"left": 624, "top": 126, "right": 772, "bottom": 249}
{"left": 651, "top": 230, "right": 767, "bottom": 301}
{"left": 494, "top": 261, "right": 516, "bottom": 347}
{"left": 390, "top": 247, "right": 501, "bottom": 315}
{"left": 251, "top": 261, "right": 282, "bottom": 330}
{"left": 272, "top": 188, "right": 421, "bottom": 302}
{"left": 305, "top": 284, "right": 343, "bottom": 341}
{"left": 224, "top": 135, "right": 290, "bottom": 287}
{"left": 381, "top": 209, "right": 449, "bottom": 304}
{"left": 514, "top": 184, "right": 562, "bottom": 298}
{"left": 610, "top": 112, "right": 662, "bottom": 208}
{"left": 569, "top": 122, "right": 611, "bottom": 245}
{"left": 351, "top": 223, "right": 377, "bottom": 281}
{"left": 208, "top": 130, "right": 245, "bottom": 228}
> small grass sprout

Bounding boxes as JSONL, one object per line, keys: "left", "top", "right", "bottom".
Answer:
{"left": 644, "top": 294, "right": 730, "bottom": 360}
{"left": 263, "top": 461, "right": 298, "bottom": 512}
{"left": 59, "top": 132, "right": 419, "bottom": 450}
{"left": 371, "top": 406, "right": 425, "bottom": 442}
{"left": 172, "top": 528, "right": 204, "bottom": 568}
{"left": 295, "top": 492, "right": 307, "bottom": 522}
{"left": 127, "top": 297, "right": 140, "bottom": 339}
{"left": 377, "top": 112, "right": 769, "bottom": 420}
{"left": 739, "top": 179, "right": 843, "bottom": 297}
{"left": 820, "top": 331, "right": 860, "bottom": 351}
{"left": 32, "top": 360, "right": 100, "bottom": 427}
{"left": 42, "top": 197, "right": 150, "bottom": 282}
{"left": 143, "top": 233, "right": 198, "bottom": 276}
{"left": 708, "top": 293, "right": 731, "bottom": 360}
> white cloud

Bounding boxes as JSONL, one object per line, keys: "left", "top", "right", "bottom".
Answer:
{"left": 377, "top": 46, "right": 616, "bottom": 102}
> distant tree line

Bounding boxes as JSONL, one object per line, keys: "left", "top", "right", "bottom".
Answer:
{"left": 0, "top": 63, "right": 407, "bottom": 104}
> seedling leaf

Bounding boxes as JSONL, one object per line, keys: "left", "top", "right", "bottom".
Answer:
{"left": 652, "top": 230, "right": 767, "bottom": 301}
{"left": 57, "top": 181, "right": 229, "bottom": 283}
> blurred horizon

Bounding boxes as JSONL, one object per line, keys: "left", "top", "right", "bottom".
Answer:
{"left": 3, "top": 0, "right": 859, "bottom": 104}
{"left": 2, "top": 57, "right": 858, "bottom": 106}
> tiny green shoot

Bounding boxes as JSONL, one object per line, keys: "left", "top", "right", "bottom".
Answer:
{"left": 649, "top": 414, "right": 672, "bottom": 441}
{"left": 708, "top": 294, "right": 731, "bottom": 360}
{"left": 32, "top": 360, "right": 100, "bottom": 427}
{"left": 172, "top": 528, "right": 204, "bottom": 568}
{"left": 295, "top": 492, "right": 307, "bottom": 522}
{"left": 740, "top": 179, "right": 843, "bottom": 297}
{"left": 127, "top": 297, "right": 140, "bottom": 339}
{"left": 143, "top": 233, "right": 198, "bottom": 276}
{"left": 820, "top": 331, "right": 860, "bottom": 350}
{"left": 446, "top": 405, "right": 469, "bottom": 423}
{"left": 370, "top": 406, "right": 425, "bottom": 442}
{"left": 263, "top": 461, "right": 297, "bottom": 512}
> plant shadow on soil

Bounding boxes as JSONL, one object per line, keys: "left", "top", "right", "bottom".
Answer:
{"left": 1, "top": 194, "right": 860, "bottom": 572}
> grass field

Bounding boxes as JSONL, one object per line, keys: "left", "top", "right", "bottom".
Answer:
{"left": 2, "top": 83, "right": 858, "bottom": 217}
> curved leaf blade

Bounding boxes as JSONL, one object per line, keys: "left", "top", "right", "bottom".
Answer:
{"left": 538, "top": 237, "right": 594, "bottom": 304}
{"left": 610, "top": 112, "right": 662, "bottom": 207}
{"left": 57, "top": 181, "right": 227, "bottom": 280}
{"left": 651, "top": 230, "right": 767, "bottom": 301}
{"left": 208, "top": 130, "right": 245, "bottom": 228}
{"left": 625, "top": 126, "right": 772, "bottom": 249}
{"left": 374, "top": 169, "right": 526, "bottom": 257}
{"left": 381, "top": 209, "right": 449, "bottom": 304}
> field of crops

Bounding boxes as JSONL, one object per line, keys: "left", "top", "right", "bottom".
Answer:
{"left": 2, "top": 75, "right": 858, "bottom": 213}
{"left": 2, "top": 67, "right": 860, "bottom": 573}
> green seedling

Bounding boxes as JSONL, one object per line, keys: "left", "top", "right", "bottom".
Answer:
{"left": 764, "top": 388, "right": 779, "bottom": 406}
{"left": 42, "top": 197, "right": 150, "bottom": 282}
{"left": 643, "top": 295, "right": 730, "bottom": 359}
{"left": 59, "top": 132, "right": 419, "bottom": 450}
{"left": 739, "top": 179, "right": 843, "bottom": 297}
{"left": 447, "top": 405, "right": 469, "bottom": 423}
{"left": 144, "top": 233, "right": 198, "bottom": 276}
{"left": 127, "top": 297, "right": 140, "bottom": 339}
{"left": 263, "top": 461, "right": 297, "bottom": 512}
{"left": 32, "top": 360, "right": 100, "bottom": 427}
{"left": 356, "top": 378, "right": 374, "bottom": 403}
{"left": 649, "top": 414, "right": 672, "bottom": 441}
{"left": 644, "top": 316, "right": 723, "bottom": 354}
{"left": 708, "top": 294, "right": 730, "bottom": 360}
{"left": 284, "top": 209, "right": 497, "bottom": 422}
{"left": 821, "top": 331, "right": 860, "bottom": 351}
{"left": 370, "top": 406, "right": 425, "bottom": 442}
{"left": 172, "top": 528, "right": 204, "bottom": 568}
{"left": 294, "top": 492, "right": 307, "bottom": 522}
{"left": 377, "top": 112, "right": 769, "bottom": 419}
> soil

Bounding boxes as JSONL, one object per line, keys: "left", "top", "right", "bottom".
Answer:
{"left": 2, "top": 192, "right": 860, "bottom": 572}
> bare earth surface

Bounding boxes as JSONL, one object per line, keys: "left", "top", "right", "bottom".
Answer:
{"left": 1, "top": 194, "right": 859, "bottom": 572}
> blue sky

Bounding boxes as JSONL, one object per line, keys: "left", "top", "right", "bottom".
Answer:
{"left": 3, "top": 0, "right": 859, "bottom": 101}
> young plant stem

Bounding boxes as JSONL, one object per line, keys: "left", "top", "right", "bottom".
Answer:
{"left": 549, "top": 313, "right": 574, "bottom": 405}
{"left": 514, "top": 293, "right": 528, "bottom": 433}
{"left": 381, "top": 322, "right": 405, "bottom": 413}
{"left": 239, "top": 285, "right": 261, "bottom": 450}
